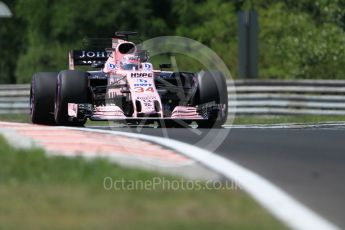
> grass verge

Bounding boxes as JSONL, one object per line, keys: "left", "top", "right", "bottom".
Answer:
{"left": 0, "top": 114, "right": 31, "bottom": 123}
{"left": 231, "top": 115, "right": 345, "bottom": 125}
{"left": 2, "top": 113, "right": 345, "bottom": 126}
{"left": 0, "top": 135, "right": 286, "bottom": 229}
{"left": 0, "top": 114, "right": 112, "bottom": 126}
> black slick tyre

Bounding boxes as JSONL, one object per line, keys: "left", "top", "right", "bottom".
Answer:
{"left": 196, "top": 70, "right": 228, "bottom": 128}
{"left": 54, "top": 70, "right": 89, "bottom": 126}
{"left": 30, "top": 72, "right": 58, "bottom": 125}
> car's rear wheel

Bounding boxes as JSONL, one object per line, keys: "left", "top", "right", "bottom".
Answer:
{"left": 30, "top": 72, "right": 58, "bottom": 125}
{"left": 195, "top": 70, "right": 228, "bottom": 128}
{"left": 54, "top": 70, "right": 89, "bottom": 126}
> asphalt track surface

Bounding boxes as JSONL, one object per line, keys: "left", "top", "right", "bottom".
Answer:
{"left": 87, "top": 124, "right": 345, "bottom": 229}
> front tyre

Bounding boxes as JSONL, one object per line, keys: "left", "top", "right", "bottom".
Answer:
{"left": 196, "top": 71, "right": 228, "bottom": 128}
{"left": 54, "top": 70, "right": 89, "bottom": 126}
{"left": 30, "top": 72, "right": 58, "bottom": 125}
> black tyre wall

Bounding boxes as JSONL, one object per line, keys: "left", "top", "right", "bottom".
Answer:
{"left": 30, "top": 72, "right": 58, "bottom": 125}
{"left": 54, "top": 70, "right": 89, "bottom": 125}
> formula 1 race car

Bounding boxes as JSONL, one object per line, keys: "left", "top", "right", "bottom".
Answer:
{"left": 30, "top": 31, "right": 228, "bottom": 128}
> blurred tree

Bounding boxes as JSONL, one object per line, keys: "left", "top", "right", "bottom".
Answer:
{"left": 283, "top": 0, "right": 345, "bottom": 29}
{"left": 0, "top": 0, "right": 344, "bottom": 82}
{"left": 0, "top": 0, "right": 25, "bottom": 83}
{"left": 258, "top": 1, "right": 345, "bottom": 79}
{"left": 172, "top": 0, "right": 238, "bottom": 76}
{"left": 14, "top": 0, "right": 173, "bottom": 82}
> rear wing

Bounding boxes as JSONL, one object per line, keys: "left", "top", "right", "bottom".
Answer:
{"left": 68, "top": 50, "right": 110, "bottom": 70}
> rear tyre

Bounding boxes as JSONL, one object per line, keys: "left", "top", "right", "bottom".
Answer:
{"left": 195, "top": 71, "right": 228, "bottom": 128}
{"left": 54, "top": 70, "right": 89, "bottom": 126}
{"left": 30, "top": 72, "right": 58, "bottom": 125}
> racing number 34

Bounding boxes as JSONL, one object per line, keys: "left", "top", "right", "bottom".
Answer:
{"left": 134, "top": 87, "right": 154, "bottom": 93}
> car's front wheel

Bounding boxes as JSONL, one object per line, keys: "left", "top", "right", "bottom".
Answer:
{"left": 30, "top": 72, "right": 58, "bottom": 125}
{"left": 54, "top": 70, "right": 89, "bottom": 126}
{"left": 195, "top": 70, "right": 228, "bottom": 128}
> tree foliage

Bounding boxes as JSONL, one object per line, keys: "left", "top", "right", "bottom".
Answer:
{"left": 259, "top": 2, "right": 345, "bottom": 79}
{"left": 0, "top": 0, "right": 344, "bottom": 83}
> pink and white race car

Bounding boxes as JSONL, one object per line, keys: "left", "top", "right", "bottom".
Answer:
{"left": 30, "top": 31, "right": 228, "bottom": 128}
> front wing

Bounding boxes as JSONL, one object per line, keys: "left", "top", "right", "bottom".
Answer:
{"left": 67, "top": 103, "right": 224, "bottom": 122}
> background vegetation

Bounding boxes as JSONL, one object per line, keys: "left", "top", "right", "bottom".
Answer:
{"left": 0, "top": 0, "right": 344, "bottom": 83}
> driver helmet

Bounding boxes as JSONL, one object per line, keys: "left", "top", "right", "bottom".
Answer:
{"left": 120, "top": 55, "right": 140, "bottom": 70}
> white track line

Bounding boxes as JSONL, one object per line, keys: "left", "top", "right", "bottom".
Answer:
{"left": 63, "top": 126, "right": 340, "bottom": 230}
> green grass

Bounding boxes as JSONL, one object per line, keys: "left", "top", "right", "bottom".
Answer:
{"left": 0, "top": 136, "right": 287, "bottom": 230}
{"left": 231, "top": 115, "right": 345, "bottom": 125}
{"left": 0, "top": 114, "right": 116, "bottom": 126}
{"left": 0, "top": 114, "right": 31, "bottom": 123}
{"left": 2, "top": 113, "right": 345, "bottom": 126}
